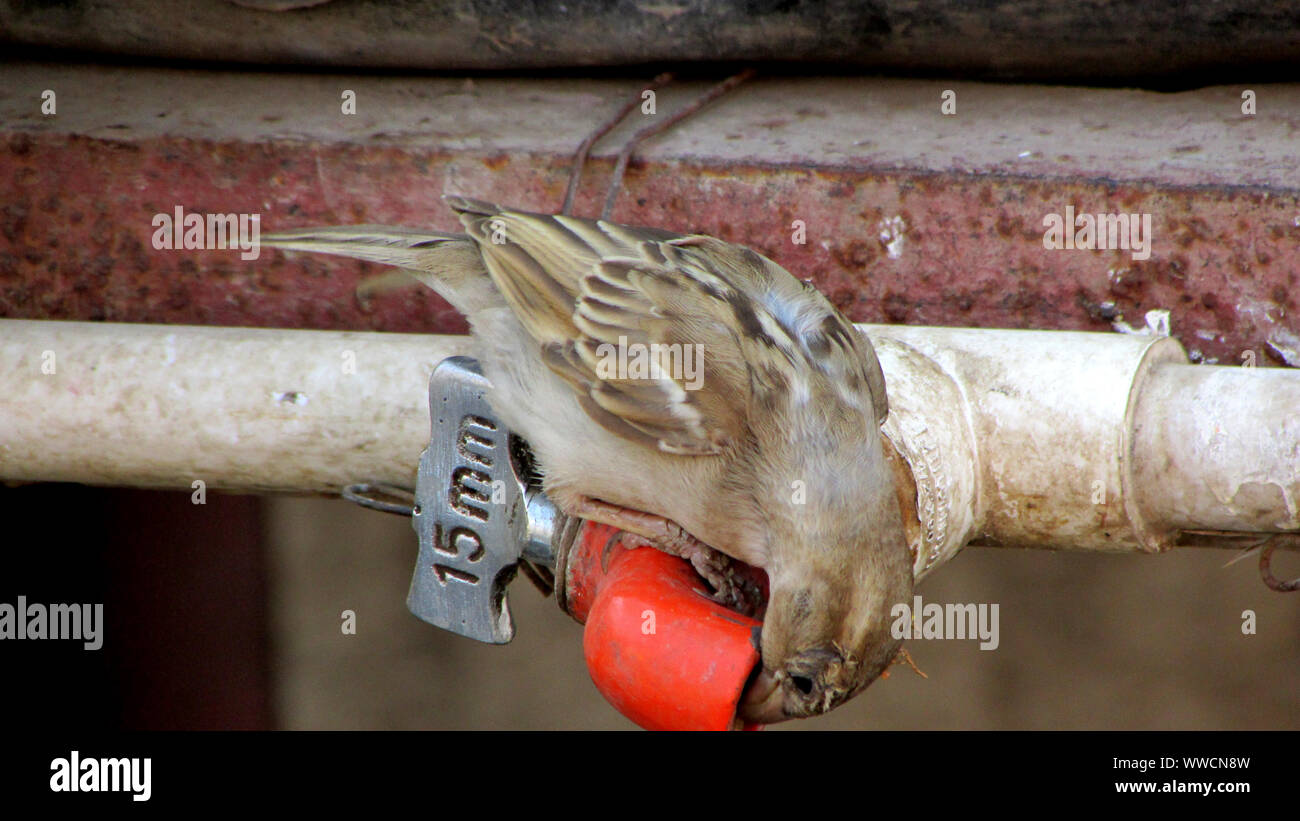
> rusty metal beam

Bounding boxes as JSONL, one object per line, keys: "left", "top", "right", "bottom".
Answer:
{"left": 3, "top": 0, "right": 1299, "bottom": 81}
{"left": 1, "top": 64, "right": 1297, "bottom": 366}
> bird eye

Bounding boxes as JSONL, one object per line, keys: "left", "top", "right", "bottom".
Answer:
{"left": 790, "top": 675, "right": 814, "bottom": 695}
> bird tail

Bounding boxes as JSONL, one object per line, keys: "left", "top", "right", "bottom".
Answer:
{"left": 260, "top": 225, "right": 498, "bottom": 314}
{"left": 260, "top": 225, "right": 457, "bottom": 268}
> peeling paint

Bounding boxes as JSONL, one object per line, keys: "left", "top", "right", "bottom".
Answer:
{"left": 878, "top": 215, "right": 907, "bottom": 260}
{"left": 1266, "top": 328, "right": 1300, "bottom": 367}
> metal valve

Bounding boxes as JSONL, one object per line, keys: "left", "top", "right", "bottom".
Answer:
{"left": 405, "top": 356, "right": 579, "bottom": 644}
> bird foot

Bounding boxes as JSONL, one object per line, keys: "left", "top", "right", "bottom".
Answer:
{"left": 568, "top": 495, "right": 765, "bottom": 617}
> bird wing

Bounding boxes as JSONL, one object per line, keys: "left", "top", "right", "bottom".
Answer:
{"left": 447, "top": 196, "right": 887, "bottom": 456}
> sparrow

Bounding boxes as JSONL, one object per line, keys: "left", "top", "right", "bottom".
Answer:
{"left": 261, "top": 196, "right": 914, "bottom": 722}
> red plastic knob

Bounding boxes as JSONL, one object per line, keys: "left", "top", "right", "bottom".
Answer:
{"left": 565, "top": 523, "right": 763, "bottom": 731}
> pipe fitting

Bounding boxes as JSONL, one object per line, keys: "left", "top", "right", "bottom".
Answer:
{"left": 866, "top": 325, "right": 1192, "bottom": 572}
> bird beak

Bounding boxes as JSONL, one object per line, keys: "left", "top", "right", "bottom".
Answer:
{"left": 737, "top": 667, "right": 786, "bottom": 724}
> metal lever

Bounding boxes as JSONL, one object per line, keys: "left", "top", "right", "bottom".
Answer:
{"left": 406, "top": 356, "right": 574, "bottom": 644}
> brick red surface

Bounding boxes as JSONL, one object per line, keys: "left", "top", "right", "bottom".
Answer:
{"left": 2, "top": 70, "right": 1297, "bottom": 366}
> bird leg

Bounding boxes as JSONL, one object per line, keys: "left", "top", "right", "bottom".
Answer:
{"left": 567, "top": 495, "right": 764, "bottom": 617}
{"left": 600, "top": 68, "right": 756, "bottom": 221}
{"left": 562, "top": 73, "right": 675, "bottom": 216}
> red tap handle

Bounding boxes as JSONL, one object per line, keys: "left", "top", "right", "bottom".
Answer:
{"left": 564, "top": 522, "right": 763, "bottom": 731}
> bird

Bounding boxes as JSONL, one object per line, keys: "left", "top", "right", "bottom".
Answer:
{"left": 260, "top": 196, "right": 915, "bottom": 722}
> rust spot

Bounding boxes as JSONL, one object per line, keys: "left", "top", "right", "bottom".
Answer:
{"left": 7, "top": 132, "right": 33, "bottom": 155}
{"left": 1168, "top": 255, "right": 1188, "bottom": 280}
{"left": 883, "top": 293, "right": 910, "bottom": 322}
{"left": 828, "top": 181, "right": 855, "bottom": 198}
{"left": 995, "top": 213, "right": 1017, "bottom": 239}
{"left": 943, "top": 291, "right": 975, "bottom": 312}
{"left": 1173, "top": 216, "right": 1213, "bottom": 248}
{"left": 830, "top": 239, "right": 878, "bottom": 270}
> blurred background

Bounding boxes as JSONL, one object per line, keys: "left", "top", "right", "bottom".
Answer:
{"left": 4, "top": 484, "right": 1295, "bottom": 730}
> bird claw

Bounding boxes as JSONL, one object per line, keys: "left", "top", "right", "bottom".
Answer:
{"left": 617, "top": 526, "right": 763, "bottom": 617}
{"left": 569, "top": 495, "right": 764, "bottom": 616}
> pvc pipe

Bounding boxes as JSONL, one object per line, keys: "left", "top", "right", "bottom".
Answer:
{"left": 1132, "top": 364, "right": 1300, "bottom": 534}
{"left": 865, "top": 325, "right": 1298, "bottom": 579}
{"left": 0, "top": 320, "right": 458, "bottom": 493}
{"left": 1, "top": 319, "right": 1295, "bottom": 571}
{"left": 868, "top": 326, "right": 1193, "bottom": 579}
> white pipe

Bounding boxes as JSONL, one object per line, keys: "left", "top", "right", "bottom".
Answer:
{"left": 1, "top": 320, "right": 1295, "bottom": 577}
{"left": 1132, "top": 364, "right": 1300, "bottom": 534}
{"left": 868, "top": 326, "right": 1189, "bottom": 577}
{"left": 866, "top": 325, "right": 1297, "bottom": 578}
{"left": 0, "top": 320, "right": 460, "bottom": 493}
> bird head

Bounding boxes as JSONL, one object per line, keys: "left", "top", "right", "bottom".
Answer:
{"left": 738, "top": 405, "right": 915, "bottom": 723}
